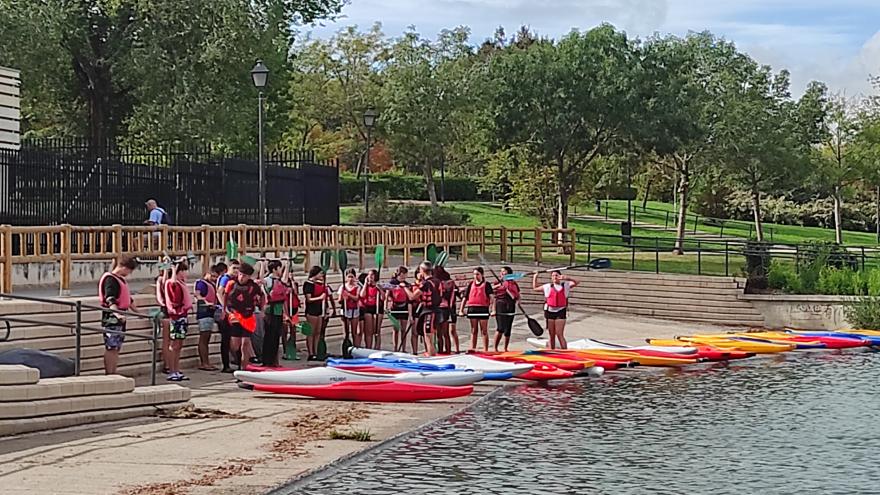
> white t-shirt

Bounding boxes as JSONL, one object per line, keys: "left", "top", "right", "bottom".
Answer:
{"left": 542, "top": 282, "right": 572, "bottom": 312}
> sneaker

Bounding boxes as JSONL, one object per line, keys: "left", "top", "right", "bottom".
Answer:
{"left": 177, "top": 373, "right": 190, "bottom": 381}
{"left": 166, "top": 373, "right": 182, "bottom": 382}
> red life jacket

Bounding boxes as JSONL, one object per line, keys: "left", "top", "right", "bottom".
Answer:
{"left": 545, "top": 283, "right": 568, "bottom": 308}
{"left": 266, "top": 276, "right": 290, "bottom": 304}
{"left": 164, "top": 279, "right": 193, "bottom": 319}
{"left": 98, "top": 272, "right": 132, "bottom": 310}
{"left": 439, "top": 280, "right": 456, "bottom": 308}
{"left": 194, "top": 278, "right": 217, "bottom": 305}
{"left": 342, "top": 284, "right": 359, "bottom": 310}
{"left": 419, "top": 277, "right": 441, "bottom": 309}
{"left": 362, "top": 285, "right": 379, "bottom": 308}
{"left": 391, "top": 283, "right": 409, "bottom": 305}
{"left": 466, "top": 281, "right": 490, "bottom": 307}
{"left": 495, "top": 280, "right": 520, "bottom": 302}
{"left": 226, "top": 280, "right": 260, "bottom": 317}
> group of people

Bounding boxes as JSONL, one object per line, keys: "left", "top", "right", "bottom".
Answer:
{"left": 97, "top": 254, "right": 579, "bottom": 380}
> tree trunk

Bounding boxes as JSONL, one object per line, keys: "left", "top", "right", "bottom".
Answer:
{"left": 642, "top": 177, "right": 652, "bottom": 211}
{"left": 423, "top": 162, "right": 439, "bottom": 211}
{"left": 875, "top": 185, "right": 879, "bottom": 243}
{"left": 833, "top": 186, "right": 843, "bottom": 244}
{"left": 673, "top": 160, "right": 689, "bottom": 255}
{"left": 751, "top": 186, "right": 764, "bottom": 242}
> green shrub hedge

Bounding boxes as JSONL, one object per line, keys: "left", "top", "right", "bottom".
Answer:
{"left": 340, "top": 173, "right": 485, "bottom": 203}
{"left": 351, "top": 194, "right": 470, "bottom": 226}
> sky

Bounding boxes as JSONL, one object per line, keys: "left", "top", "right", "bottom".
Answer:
{"left": 308, "top": 0, "right": 880, "bottom": 97}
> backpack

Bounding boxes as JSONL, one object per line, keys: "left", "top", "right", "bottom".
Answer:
{"left": 157, "top": 207, "right": 171, "bottom": 225}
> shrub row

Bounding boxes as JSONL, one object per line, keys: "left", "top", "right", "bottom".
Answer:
{"left": 340, "top": 173, "right": 486, "bottom": 203}
{"left": 351, "top": 194, "right": 470, "bottom": 226}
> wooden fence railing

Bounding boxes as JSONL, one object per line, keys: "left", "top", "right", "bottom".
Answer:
{"left": 0, "top": 224, "right": 576, "bottom": 294}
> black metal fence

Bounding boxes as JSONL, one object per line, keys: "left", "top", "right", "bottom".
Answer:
{"left": 0, "top": 139, "right": 339, "bottom": 226}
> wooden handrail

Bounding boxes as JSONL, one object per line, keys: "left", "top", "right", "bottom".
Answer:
{"left": 0, "top": 224, "right": 576, "bottom": 293}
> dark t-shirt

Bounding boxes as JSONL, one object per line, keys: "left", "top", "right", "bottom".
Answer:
{"left": 194, "top": 279, "right": 214, "bottom": 319}
{"left": 303, "top": 280, "right": 326, "bottom": 315}
{"left": 101, "top": 275, "right": 122, "bottom": 323}
{"left": 225, "top": 280, "right": 261, "bottom": 317}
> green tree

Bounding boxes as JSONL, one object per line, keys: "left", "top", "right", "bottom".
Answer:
{"left": 489, "top": 25, "right": 639, "bottom": 231}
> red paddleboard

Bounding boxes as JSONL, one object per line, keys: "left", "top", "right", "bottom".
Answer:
{"left": 517, "top": 363, "right": 574, "bottom": 381}
{"left": 245, "top": 364, "right": 296, "bottom": 372}
{"left": 250, "top": 381, "right": 473, "bottom": 402}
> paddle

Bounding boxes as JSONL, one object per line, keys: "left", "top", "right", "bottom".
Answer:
{"left": 320, "top": 249, "right": 332, "bottom": 273}
{"left": 226, "top": 239, "right": 238, "bottom": 261}
{"left": 426, "top": 243, "right": 438, "bottom": 264}
{"left": 338, "top": 249, "right": 349, "bottom": 272}
{"left": 503, "top": 258, "right": 613, "bottom": 281}
{"left": 283, "top": 249, "right": 298, "bottom": 361}
{"left": 478, "top": 254, "right": 544, "bottom": 337}
{"left": 374, "top": 244, "right": 386, "bottom": 348}
{"left": 241, "top": 254, "right": 258, "bottom": 266}
{"left": 397, "top": 302, "right": 423, "bottom": 352}
{"left": 435, "top": 250, "right": 449, "bottom": 268}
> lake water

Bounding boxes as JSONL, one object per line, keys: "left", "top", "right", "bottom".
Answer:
{"left": 285, "top": 350, "right": 880, "bottom": 495}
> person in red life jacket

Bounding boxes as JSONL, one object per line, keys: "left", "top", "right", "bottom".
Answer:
{"left": 155, "top": 261, "right": 172, "bottom": 374}
{"left": 225, "top": 263, "right": 264, "bottom": 369}
{"left": 194, "top": 263, "right": 225, "bottom": 371}
{"left": 434, "top": 266, "right": 458, "bottom": 354}
{"left": 338, "top": 268, "right": 362, "bottom": 347}
{"left": 387, "top": 267, "right": 415, "bottom": 353}
{"left": 281, "top": 267, "right": 301, "bottom": 361}
{"left": 98, "top": 255, "right": 140, "bottom": 375}
{"left": 164, "top": 262, "right": 193, "bottom": 381}
{"left": 360, "top": 269, "right": 384, "bottom": 349}
{"left": 302, "top": 265, "right": 330, "bottom": 361}
{"left": 404, "top": 261, "right": 441, "bottom": 356}
{"left": 533, "top": 270, "right": 579, "bottom": 349}
{"left": 261, "top": 260, "right": 292, "bottom": 367}
{"left": 493, "top": 266, "right": 520, "bottom": 352}
{"left": 216, "top": 260, "right": 240, "bottom": 373}
{"left": 459, "top": 267, "right": 494, "bottom": 352}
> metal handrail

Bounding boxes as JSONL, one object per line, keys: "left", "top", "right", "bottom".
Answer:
{"left": 0, "top": 293, "right": 159, "bottom": 385}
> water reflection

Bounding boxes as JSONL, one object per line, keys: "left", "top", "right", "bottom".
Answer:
{"left": 291, "top": 350, "right": 880, "bottom": 495}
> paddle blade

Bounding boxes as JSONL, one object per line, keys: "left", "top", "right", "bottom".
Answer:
{"left": 527, "top": 317, "right": 544, "bottom": 337}
{"left": 241, "top": 254, "right": 257, "bottom": 266}
{"left": 317, "top": 338, "right": 327, "bottom": 360}
{"left": 374, "top": 244, "right": 385, "bottom": 269}
{"left": 503, "top": 273, "right": 525, "bottom": 281}
{"left": 338, "top": 249, "right": 349, "bottom": 272}
{"left": 426, "top": 243, "right": 438, "bottom": 263}
{"left": 320, "top": 249, "right": 332, "bottom": 273}
{"left": 297, "top": 321, "right": 313, "bottom": 336}
{"left": 435, "top": 250, "right": 449, "bottom": 268}
{"left": 589, "top": 258, "right": 612, "bottom": 270}
{"left": 386, "top": 312, "right": 401, "bottom": 332}
{"left": 293, "top": 252, "right": 306, "bottom": 264}
{"left": 226, "top": 240, "right": 238, "bottom": 260}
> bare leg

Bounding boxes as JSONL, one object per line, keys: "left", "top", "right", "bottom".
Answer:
{"left": 480, "top": 319, "right": 489, "bottom": 352}
{"left": 494, "top": 332, "right": 503, "bottom": 352}
{"left": 306, "top": 315, "right": 320, "bottom": 356}
{"left": 450, "top": 323, "right": 460, "bottom": 353}
{"left": 170, "top": 340, "right": 183, "bottom": 374}
{"left": 557, "top": 319, "right": 568, "bottom": 349}
{"left": 161, "top": 319, "right": 171, "bottom": 369}
{"left": 104, "top": 349, "right": 119, "bottom": 374}
{"left": 363, "top": 314, "right": 375, "bottom": 349}
{"left": 469, "top": 319, "right": 479, "bottom": 351}
{"left": 241, "top": 337, "right": 255, "bottom": 365}
{"left": 198, "top": 331, "right": 212, "bottom": 368}
{"left": 548, "top": 320, "right": 558, "bottom": 350}
{"left": 230, "top": 336, "right": 243, "bottom": 369}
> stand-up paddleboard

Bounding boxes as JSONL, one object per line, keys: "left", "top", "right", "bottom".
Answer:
{"left": 348, "top": 347, "right": 533, "bottom": 376}
{"left": 244, "top": 381, "right": 474, "bottom": 402}
{"left": 234, "top": 366, "right": 484, "bottom": 387}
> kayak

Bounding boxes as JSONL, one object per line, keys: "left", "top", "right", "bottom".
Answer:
{"left": 234, "top": 366, "right": 484, "bottom": 387}
{"left": 527, "top": 337, "right": 699, "bottom": 355}
{"left": 734, "top": 331, "right": 870, "bottom": 349}
{"left": 246, "top": 381, "right": 474, "bottom": 402}
{"left": 791, "top": 331, "right": 880, "bottom": 346}
{"left": 480, "top": 352, "right": 590, "bottom": 371}
{"left": 536, "top": 349, "right": 699, "bottom": 367}
{"left": 660, "top": 337, "right": 796, "bottom": 354}
{"left": 348, "top": 348, "right": 534, "bottom": 377}
{"left": 244, "top": 364, "right": 295, "bottom": 372}
{"left": 327, "top": 358, "right": 513, "bottom": 380}
{"left": 517, "top": 363, "right": 575, "bottom": 381}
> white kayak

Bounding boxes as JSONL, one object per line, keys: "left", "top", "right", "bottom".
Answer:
{"left": 234, "top": 366, "right": 484, "bottom": 387}
{"left": 348, "top": 348, "right": 534, "bottom": 377}
{"left": 526, "top": 338, "right": 699, "bottom": 355}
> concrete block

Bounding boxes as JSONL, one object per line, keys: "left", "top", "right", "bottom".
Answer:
{"left": 0, "top": 365, "right": 39, "bottom": 385}
{"left": 0, "top": 401, "right": 36, "bottom": 419}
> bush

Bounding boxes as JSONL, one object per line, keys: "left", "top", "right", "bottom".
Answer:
{"left": 816, "top": 267, "right": 864, "bottom": 296}
{"left": 352, "top": 194, "right": 470, "bottom": 226}
{"left": 744, "top": 241, "right": 771, "bottom": 292}
{"left": 340, "top": 173, "right": 484, "bottom": 203}
{"left": 844, "top": 296, "right": 880, "bottom": 330}
{"left": 767, "top": 261, "right": 797, "bottom": 292}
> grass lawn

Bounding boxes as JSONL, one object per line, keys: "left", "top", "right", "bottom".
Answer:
{"left": 600, "top": 200, "right": 880, "bottom": 246}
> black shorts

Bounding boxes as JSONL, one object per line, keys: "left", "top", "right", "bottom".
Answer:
{"left": 545, "top": 309, "right": 567, "bottom": 320}
{"left": 436, "top": 307, "right": 452, "bottom": 325}
{"left": 362, "top": 306, "right": 378, "bottom": 315}
{"left": 305, "top": 304, "right": 323, "bottom": 317}
{"left": 467, "top": 306, "right": 490, "bottom": 320}
{"left": 416, "top": 310, "right": 438, "bottom": 336}
{"left": 495, "top": 314, "right": 515, "bottom": 337}
{"left": 230, "top": 323, "right": 252, "bottom": 338}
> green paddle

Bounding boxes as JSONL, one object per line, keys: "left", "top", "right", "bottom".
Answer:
{"left": 297, "top": 321, "right": 313, "bottom": 336}
{"left": 226, "top": 239, "right": 238, "bottom": 261}
{"left": 316, "top": 249, "right": 330, "bottom": 360}
{"left": 374, "top": 244, "right": 385, "bottom": 270}
{"left": 426, "top": 243, "right": 438, "bottom": 264}
{"left": 241, "top": 254, "right": 258, "bottom": 266}
{"left": 320, "top": 249, "right": 332, "bottom": 273}
{"left": 435, "top": 250, "right": 449, "bottom": 268}
{"left": 338, "top": 249, "right": 349, "bottom": 272}
{"left": 386, "top": 311, "right": 401, "bottom": 332}
{"left": 339, "top": 248, "right": 353, "bottom": 356}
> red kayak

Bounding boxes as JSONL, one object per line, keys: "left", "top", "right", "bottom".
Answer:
{"left": 245, "top": 364, "right": 296, "bottom": 372}
{"left": 691, "top": 346, "right": 754, "bottom": 361}
{"left": 517, "top": 363, "right": 574, "bottom": 381}
{"left": 786, "top": 335, "right": 869, "bottom": 349}
{"left": 248, "top": 381, "right": 473, "bottom": 402}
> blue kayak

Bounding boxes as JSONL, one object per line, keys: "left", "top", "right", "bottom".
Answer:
{"left": 327, "top": 357, "right": 512, "bottom": 380}
{"left": 789, "top": 331, "right": 880, "bottom": 346}
{"left": 731, "top": 336, "right": 826, "bottom": 350}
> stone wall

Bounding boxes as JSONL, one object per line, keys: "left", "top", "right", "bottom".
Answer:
{"left": 739, "top": 294, "right": 854, "bottom": 330}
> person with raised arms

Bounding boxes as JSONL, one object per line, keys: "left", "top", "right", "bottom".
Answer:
{"left": 224, "top": 263, "right": 264, "bottom": 370}
{"left": 302, "top": 266, "right": 329, "bottom": 360}
{"left": 338, "top": 268, "right": 362, "bottom": 347}
{"left": 533, "top": 270, "right": 578, "bottom": 350}
{"left": 387, "top": 266, "right": 412, "bottom": 353}
{"left": 404, "top": 261, "right": 441, "bottom": 356}
{"left": 360, "top": 268, "right": 383, "bottom": 349}
{"left": 493, "top": 266, "right": 521, "bottom": 352}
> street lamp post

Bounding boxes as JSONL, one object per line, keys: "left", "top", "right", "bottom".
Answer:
{"left": 362, "top": 108, "right": 379, "bottom": 219}
{"left": 251, "top": 60, "right": 269, "bottom": 225}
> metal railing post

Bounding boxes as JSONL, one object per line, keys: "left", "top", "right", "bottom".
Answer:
{"left": 665, "top": 211, "right": 669, "bottom": 229}
{"left": 697, "top": 240, "right": 702, "bottom": 275}
{"left": 151, "top": 317, "right": 158, "bottom": 386}
{"left": 725, "top": 241, "right": 729, "bottom": 277}
{"left": 74, "top": 300, "right": 82, "bottom": 376}
{"left": 587, "top": 235, "right": 592, "bottom": 262}
{"left": 604, "top": 202, "right": 608, "bottom": 220}
{"left": 655, "top": 237, "right": 659, "bottom": 274}
{"left": 693, "top": 215, "right": 699, "bottom": 234}
{"left": 631, "top": 241, "right": 635, "bottom": 270}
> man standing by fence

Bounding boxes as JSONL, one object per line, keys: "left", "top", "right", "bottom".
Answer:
{"left": 144, "top": 199, "right": 169, "bottom": 250}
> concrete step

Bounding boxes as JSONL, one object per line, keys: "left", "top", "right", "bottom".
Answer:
{"left": 0, "top": 365, "right": 40, "bottom": 386}
{"left": 585, "top": 299, "right": 763, "bottom": 317}
{"left": 521, "top": 289, "right": 748, "bottom": 304}
{"left": 0, "top": 375, "right": 134, "bottom": 402}
{"left": 549, "top": 296, "right": 763, "bottom": 315}
{"left": 587, "top": 305, "right": 765, "bottom": 326}
{"left": 577, "top": 272, "right": 742, "bottom": 288}
{"left": 0, "top": 385, "right": 191, "bottom": 436}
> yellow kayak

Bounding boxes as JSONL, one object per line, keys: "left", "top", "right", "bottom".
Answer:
{"left": 847, "top": 329, "right": 880, "bottom": 337}
{"left": 653, "top": 337, "right": 795, "bottom": 354}
{"left": 558, "top": 349, "right": 700, "bottom": 367}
